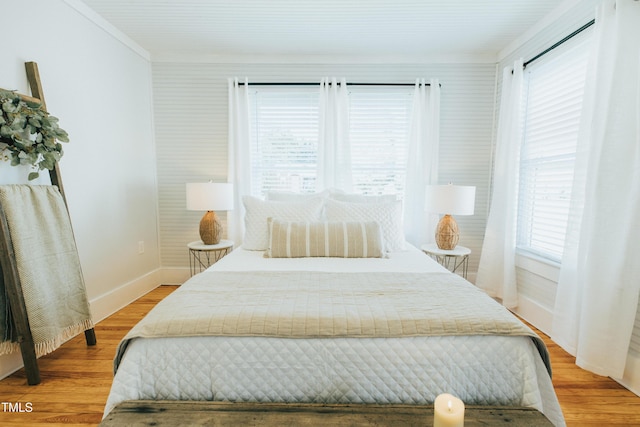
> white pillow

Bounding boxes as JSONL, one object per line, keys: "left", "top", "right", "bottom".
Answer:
{"left": 242, "top": 196, "right": 324, "bottom": 250}
{"left": 325, "top": 199, "right": 406, "bottom": 251}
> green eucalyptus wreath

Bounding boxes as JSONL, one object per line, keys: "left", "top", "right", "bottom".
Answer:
{"left": 0, "top": 88, "right": 69, "bottom": 180}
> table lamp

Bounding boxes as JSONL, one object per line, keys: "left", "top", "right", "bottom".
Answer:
{"left": 425, "top": 184, "right": 475, "bottom": 250}
{"left": 186, "top": 182, "right": 234, "bottom": 245}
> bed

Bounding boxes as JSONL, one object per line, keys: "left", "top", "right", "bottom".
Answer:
{"left": 103, "top": 195, "right": 565, "bottom": 426}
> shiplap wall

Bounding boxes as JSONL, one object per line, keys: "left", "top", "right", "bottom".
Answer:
{"left": 153, "top": 62, "right": 497, "bottom": 278}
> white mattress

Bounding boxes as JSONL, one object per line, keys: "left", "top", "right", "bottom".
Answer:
{"left": 104, "top": 246, "right": 565, "bottom": 426}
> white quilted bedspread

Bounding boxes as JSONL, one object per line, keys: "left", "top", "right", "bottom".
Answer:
{"left": 106, "top": 334, "right": 564, "bottom": 425}
{"left": 104, "top": 249, "right": 565, "bottom": 426}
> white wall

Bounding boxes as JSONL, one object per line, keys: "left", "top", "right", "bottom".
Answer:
{"left": 496, "top": 0, "right": 640, "bottom": 395}
{"left": 152, "top": 61, "right": 497, "bottom": 283}
{"left": 0, "top": 0, "right": 160, "bottom": 378}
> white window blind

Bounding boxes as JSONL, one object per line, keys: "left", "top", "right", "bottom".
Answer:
{"left": 517, "top": 35, "right": 591, "bottom": 262}
{"left": 249, "top": 87, "right": 319, "bottom": 197}
{"left": 249, "top": 85, "right": 413, "bottom": 198}
{"left": 349, "top": 87, "right": 413, "bottom": 197}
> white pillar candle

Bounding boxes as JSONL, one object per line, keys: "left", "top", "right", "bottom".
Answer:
{"left": 434, "top": 393, "right": 465, "bottom": 427}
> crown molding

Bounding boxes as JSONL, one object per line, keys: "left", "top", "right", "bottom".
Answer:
{"left": 63, "top": 0, "right": 151, "bottom": 61}
{"left": 498, "top": 0, "right": 586, "bottom": 61}
{"left": 151, "top": 52, "right": 497, "bottom": 65}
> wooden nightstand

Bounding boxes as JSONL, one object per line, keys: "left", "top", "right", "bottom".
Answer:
{"left": 188, "top": 239, "right": 233, "bottom": 276}
{"left": 421, "top": 243, "right": 471, "bottom": 279}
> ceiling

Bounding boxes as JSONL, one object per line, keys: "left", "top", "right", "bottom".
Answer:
{"left": 78, "top": 0, "right": 567, "bottom": 61}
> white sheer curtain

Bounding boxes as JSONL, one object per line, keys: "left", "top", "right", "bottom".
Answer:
{"left": 403, "top": 78, "right": 440, "bottom": 247}
{"left": 552, "top": 0, "right": 640, "bottom": 378}
{"left": 317, "top": 78, "right": 351, "bottom": 191}
{"left": 227, "top": 77, "right": 252, "bottom": 246}
{"left": 476, "top": 59, "right": 524, "bottom": 309}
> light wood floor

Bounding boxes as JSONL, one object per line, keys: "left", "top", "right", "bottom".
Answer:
{"left": 0, "top": 285, "right": 639, "bottom": 426}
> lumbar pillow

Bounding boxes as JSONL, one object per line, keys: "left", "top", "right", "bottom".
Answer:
{"left": 325, "top": 199, "right": 406, "bottom": 251}
{"left": 265, "top": 218, "right": 384, "bottom": 258}
{"left": 242, "top": 196, "right": 324, "bottom": 250}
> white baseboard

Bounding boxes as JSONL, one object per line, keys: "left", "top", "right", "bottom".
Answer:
{"left": 0, "top": 353, "right": 26, "bottom": 383}
{"left": 0, "top": 268, "right": 163, "bottom": 381}
{"left": 89, "top": 268, "right": 163, "bottom": 323}
{"left": 511, "top": 294, "right": 554, "bottom": 336}
{"left": 160, "top": 267, "right": 190, "bottom": 285}
{"left": 514, "top": 294, "right": 640, "bottom": 398}
{"left": 616, "top": 352, "right": 640, "bottom": 397}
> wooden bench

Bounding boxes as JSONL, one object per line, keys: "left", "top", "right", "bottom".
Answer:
{"left": 100, "top": 400, "right": 554, "bottom": 426}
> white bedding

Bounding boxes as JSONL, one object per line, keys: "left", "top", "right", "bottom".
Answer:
{"left": 212, "top": 244, "right": 448, "bottom": 274}
{"left": 104, "top": 246, "right": 565, "bottom": 426}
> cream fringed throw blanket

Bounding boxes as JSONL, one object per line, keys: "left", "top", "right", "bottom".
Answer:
{"left": 0, "top": 185, "right": 94, "bottom": 357}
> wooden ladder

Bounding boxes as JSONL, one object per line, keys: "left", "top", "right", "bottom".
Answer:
{"left": 0, "top": 62, "right": 97, "bottom": 385}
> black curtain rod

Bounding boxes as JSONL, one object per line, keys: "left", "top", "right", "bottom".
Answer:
{"left": 523, "top": 19, "right": 595, "bottom": 69}
{"left": 237, "top": 82, "right": 432, "bottom": 87}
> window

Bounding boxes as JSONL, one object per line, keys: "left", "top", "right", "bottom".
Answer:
{"left": 249, "top": 87, "right": 319, "bottom": 197}
{"left": 248, "top": 85, "right": 414, "bottom": 198}
{"left": 517, "top": 34, "right": 592, "bottom": 262}
{"left": 349, "top": 87, "right": 413, "bottom": 196}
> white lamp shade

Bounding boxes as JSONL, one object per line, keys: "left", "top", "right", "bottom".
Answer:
{"left": 186, "top": 182, "right": 234, "bottom": 211}
{"left": 425, "top": 184, "right": 475, "bottom": 215}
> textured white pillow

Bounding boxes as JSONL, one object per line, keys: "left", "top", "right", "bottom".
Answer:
{"left": 325, "top": 199, "right": 406, "bottom": 251}
{"left": 242, "top": 196, "right": 324, "bottom": 250}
